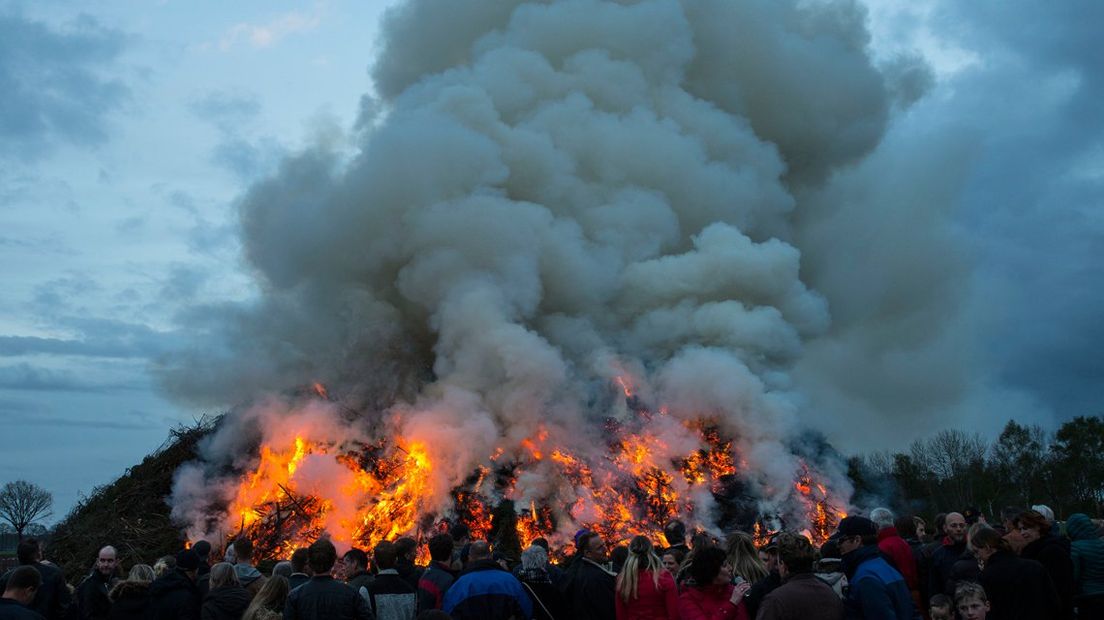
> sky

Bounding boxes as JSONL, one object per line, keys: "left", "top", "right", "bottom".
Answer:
{"left": 1, "top": 0, "right": 1101, "bottom": 521}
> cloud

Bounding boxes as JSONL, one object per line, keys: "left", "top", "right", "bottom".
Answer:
{"left": 188, "top": 91, "right": 262, "bottom": 133}
{"left": 0, "top": 9, "right": 129, "bottom": 158}
{"left": 0, "top": 318, "right": 178, "bottom": 360}
{"left": 219, "top": 10, "right": 321, "bottom": 51}
{"left": 0, "top": 362, "right": 141, "bottom": 393}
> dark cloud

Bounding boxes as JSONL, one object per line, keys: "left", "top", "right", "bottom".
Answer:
{"left": 0, "top": 362, "right": 142, "bottom": 392}
{"left": 0, "top": 9, "right": 129, "bottom": 158}
{"left": 0, "top": 318, "right": 178, "bottom": 359}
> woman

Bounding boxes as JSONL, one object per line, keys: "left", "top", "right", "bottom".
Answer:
{"left": 678, "top": 547, "right": 751, "bottom": 620}
{"left": 242, "top": 575, "right": 289, "bottom": 620}
{"left": 202, "top": 562, "right": 251, "bottom": 620}
{"left": 108, "top": 564, "right": 155, "bottom": 620}
{"left": 1066, "top": 513, "right": 1104, "bottom": 617}
{"left": 615, "top": 535, "right": 679, "bottom": 619}
{"left": 662, "top": 550, "right": 685, "bottom": 576}
{"left": 517, "top": 544, "right": 567, "bottom": 620}
{"left": 1018, "top": 510, "right": 1074, "bottom": 619}
{"left": 973, "top": 525, "right": 1058, "bottom": 619}
{"left": 676, "top": 533, "right": 717, "bottom": 588}
{"left": 723, "top": 532, "right": 768, "bottom": 586}
{"left": 153, "top": 555, "right": 176, "bottom": 578}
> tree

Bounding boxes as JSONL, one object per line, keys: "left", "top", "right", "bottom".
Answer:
{"left": 1048, "top": 415, "right": 1104, "bottom": 514}
{"left": 0, "top": 480, "right": 53, "bottom": 539}
{"left": 990, "top": 420, "right": 1049, "bottom": 507}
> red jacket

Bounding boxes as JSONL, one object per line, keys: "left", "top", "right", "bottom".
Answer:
{"left": 677, "top": 584, "right": 748, "bottom": 620}
{"left": 877, "top": 527, "right": 919, "bottom": 591}
{"left": 616, "top": 569, "right": 680, "bottom": 620}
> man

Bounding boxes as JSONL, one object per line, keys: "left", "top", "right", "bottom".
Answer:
{"left": 928, "top": 512, "right": 968, "bottom": 598}
{"left": 392, "top": 538, "right": 422, "bottom": 591}
{"left": 284, "top": 538, "right": 375, "bottom": 620}
{"left": 871, "top": 508, "right": 920, "bottom": 603}
{"left": 748, "top": 536, "right": 783, "bottom": 618}
{"left": 0, "top": 539, "right": 70, "bottom": 620}
{"left": 75, "top": 546, "right": 118, "bottom": 620}
{"left": 663, "top": 520, "right": 689, "bottom": 557}
{"left": 449, "top": 524, "right": 470, "bottom": 572}
{"left": 232, "top": 538, "right": 268, "bottom": 595}
{"left": 289, "top": 548, "right": 313, "bottom": 591}
{"left": 417, "top": 534, "right": 455, "bottom": 612}
{"left": 757, "top": 531, "right": 844, "bottom": 620}
{"left": 442, "top": 541, "right": 530, "bottom": 620}
{"left": 364, "top": 542, "right": 416, "bottom": 620}
{"left": 147, "top": 549, "right": 201, "bottom": 620}
{"left": 343, "top": 549, "right": 373, "bottom": 598}
{"left": 838, "top": 516, "right": 920, "bottom": 619}
{"left": 190, "top": 541, "right": 212, "bottom": 582}
{"left": 0, "top": 566, "right": 44, "bottom": 620}
{"left": 565, "top": 532, "right": 615, "bottom": 620}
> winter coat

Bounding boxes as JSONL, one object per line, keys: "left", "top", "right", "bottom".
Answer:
{"left": 1021, "top": 534, "right": 1075, "bottom": 619}
{"left": 107, "top": 581, "right": 151, "bottom": 620}
{"left": 415, "top": 562, "right": 453, "bottom": 612}
{"left": 744, "top": 571, "right": 780, "bottom": 620}
{"left": 394, "top": 561, "right": 421, "bottom": 592}
{"left": 876, "top": 528, "right": 918, "bottom": 592}
{"left": 286, "top": 575, "right": 309, "bottom": 592}
{"left": 232, "top": 565, "right": 266, "bottom": 597}
{"left": 518, "top": 568, "right": 565, "bottom": 620}
{"left": 564, "top": 558, "right": 616, "bottom": 620}
{"left": 0, "top": 598, "right": 46, "bottom": 620}
{"left": 978, "top": 549, "right": 1058, "bottom": 620}
{"left": 842, "top": 545, "right": 920, "bottom": 620}
{"left": 677, "top": 583, "right": 748, "bottom": 620}
{"left": 282, "top": 575, "right": 374, "bottom": 620}
{"left": 614, "top": 569, "right": 678, "bottom": 620}
{"left": 363, "top": 571, "right": 415, "bottom": 620}
{"left": 147, "top": 569, "right": 201, "bottom": 620}
{"left": 0, "top": 562, "right": 71, "bottom": 620}
{"left": 756, "top": 572, "right": 845, "bottom": 620}
{"left": 1067, "top": 513, "right": 1104, "bottom": 596}
{"left": 201, "top": 585, "right": 251, "bottom": 620}
{"left": 75, "top": 572, "right": 118, "bottom": 620}
{"left": 345, "top": 571, "right": 373, "bottom": 602}
{"left": 442, "top": 559, "right": 531, "bottom": 620}
{"left": 927, "top": 538, "right": 966, "bottom": 598}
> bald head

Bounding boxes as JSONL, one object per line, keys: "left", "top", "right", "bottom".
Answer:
{"left": 468, "top": 541, "right": 491, "bottom": 562}
{"left": 944, "top": 513, "right": 967, "bottom": 543}
{"left": 97, "top": 546, "right": 118, "bottom": 576}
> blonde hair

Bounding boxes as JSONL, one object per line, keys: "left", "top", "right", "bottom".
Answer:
{"left": 616, "top": 536, "right": 663, "bottom": 602}
{"left": 725, "top": 531, "right": 768, "bottom": 583}
{"left": 210, "top": 562, "right": 240, "bottom": 589}
{"left": 127, "top": 564, "right": 155, "bottom": 582}
{"left": 243, "top": 576, "right": 289, "bottom": 620}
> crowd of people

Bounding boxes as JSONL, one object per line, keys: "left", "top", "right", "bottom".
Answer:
{"left": 1, "top": 505, "right": 1102, "bottom": 620}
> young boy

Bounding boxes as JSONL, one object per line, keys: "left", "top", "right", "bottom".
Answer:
{"left": 928, "top": 593, "right": 954, "bottom": 620}
{"left": 954, "top": 582, "right": 991, "bottom": 620}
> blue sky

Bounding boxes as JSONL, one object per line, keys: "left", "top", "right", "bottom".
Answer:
{"left": 2, "top": 0, "right": 1101, "bottom": 520}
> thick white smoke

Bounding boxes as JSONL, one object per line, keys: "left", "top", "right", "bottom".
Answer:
{"left": 162, "top": 0, "right": 969, "bottom": 544}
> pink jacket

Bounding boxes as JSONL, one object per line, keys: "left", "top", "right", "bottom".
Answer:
{"left": 616, "top": 570, "right": 680, "bottom": 620}
{"left": 677, "top": 584, "right": 748, "bottom": 620}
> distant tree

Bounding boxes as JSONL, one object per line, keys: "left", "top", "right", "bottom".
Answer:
{"left": 990, "top": 420, "right": 1049, "bottom": 507}
{"left": 909, "top": 430, "right": 989, "bottom": 510}
{"left": 0, "top": 480, "right": 53, "bottom": 539}
{"left": 1048, "top": 415, "right": 1104, "bottom": 514}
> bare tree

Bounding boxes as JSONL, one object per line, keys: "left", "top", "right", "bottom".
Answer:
{"left": 0, "top": 480, "right": 53, "bottom": 539}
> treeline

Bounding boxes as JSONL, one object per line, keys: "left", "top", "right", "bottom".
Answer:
{"left": 848, "top": 415, "right": 1104, "bottom": 519}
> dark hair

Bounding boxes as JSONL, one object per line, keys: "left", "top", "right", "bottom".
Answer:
{"left": 663, "top": 548, "right": 686, "bottom": 565}
{"left": 776, "top": 532, "right": 816, "bottom": 574}
{"left": 374, "top": 541, "right": 398, "bottom": 570}
{"left": 929, "top": 593, "right": 952, "bottom": 610}
{"left": 307, "top": 539, "right": 337, "bottom": 574}
{"left": 1016, "top": 510, "right": 1050, "bottom": 535}
{"left": 343, "top": 548, "right": 368, "bottom": 570}
{"left": 819, "top": 539, "right": 841, "bottom": 560}
{"left": 394, "top": 537, "right": 417, "bottom": 560}
{"left": 17, "top": 539, "right": 40, "bottom": 565}
{"left": 468, "top": 541, "right": 491, "bottom": 562}
{"left": 894, "top": 515, "right": 917, "bottom": 539}
{"left": 689, "top": 547, "right": 727, "bottom": 586}
{"left": 232, "top": 537, "right": 254, "bottom": 561}
{"left": 970, "top": 527, "right": 1008, "bottom": 552}
{"left": 933, "top": 513, "right": 947, "bottom": 534}
{"left": 664, "top": 520, "right": 687, "bottom": 546}
{"left": 1000, "top": 506, "right": 1025, "bottom": 526}
{"left": 7, "top": 565, "right": 41, "bottom": 590}
{"left": 611, "top": 545, "right": 629, "bottom": 568}
{"left": 451, "top": 524, "right": 470, "bottom": 541}
{"left": 428, "top": 534, "right": 454, "bottom": 563}
{"left": 290, "top": 548, "right": 309, "bottom": 573}
{"left": 530, "top": 538, "right": 549, "bottom": 551}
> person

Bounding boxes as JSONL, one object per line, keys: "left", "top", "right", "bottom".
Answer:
{"left": 1017, "top": 509, "right": 1074, "bottom": 619}
{"left": 516, "top": 545, "right": 564, "bottom": 620}
{"left": 745, "top": 536, "right": 780, "bottom": 619}
{"left": 927, "top": 594, "right": 952, "bottom": 620}
{"left": 343, "top": 550, "right": 373, "bottom": 600}
{"left": 871, "top": 508, "right": 919, "bottom": 599}
{"left": 614, "top": 535, "right": 677, "bottom": 620}
{"left": 364, "top": 542, "right": 416, "bottom": 620}
{"left": 231, "top": 539, "right": 267, "bottom": 596}
{"left": 1, "top": 566, "right": 44, "bottom": 620}
{"left": 911, "top": 517, "right": 928, "bottom": 543}
{"left": 664, "top": 520, "right": 690, "bottom": 557}
{"left": 287, "top": 550, "right": 311, "bottom": 591}
{"left": 565, "top": 532, "right": 616, "bottom": 620}
{"left": 392, "top": 539, "right": 422, "bottom": 592}
{"left": 813, "top": 539, "right": 845, "bottom": 599}
{"left": 997, "top": 507, "right": 1027, "bottom": 554}
{"left": 0, "top": 539, "right": 71, "bottom": 620}
{"left": 677, "top": 546, "right": 751, "bottom": 620}
{"left": 1066, "top": 512, "right": 1104, "bottom": 617}
{"left": 271, "top": 564, "right": 292, "bottom": 581}
{"left": 283, "top": 538, "right": 374, "bottom": 620}
{"left": 756, "top": 532, "right": 843, "bottom": 620}
{"left": 242, "top": 576, "right": 288, "bottom": 620}
{"left": 611, "top": 546, "right": 630, "bottom": 575}
{"left": 677, "top": 533, "right": 717, "bottom": 588}
{"left": 147, "top": 549, "right": 201, "bottom": 620}
{"left": 661, "top": 551, "right": 684, "bottom": 576}
{"left": 449, "top": 525, "right": 471, "bottom": 573}
{"left": 192, "top": 542, "right": 213, "bottom": 582}
{"left": 722, "top": 532, "right": 768, "bottom": 587}
{"left": 76, "top": 546, "right": 119, "bottom": 620}
{"left": 837, "top": 516, "right": 919, "bottom": 619}
{"left": 201, "top": 563, "right": 251, "bottom": 620}
{"left": 442, "top": 541, "right": 530, "bottom": 620}
{"left": 928, "top": 512, "right": 967, "bottom": 598}
{"left": 518, "top": 539, "right": 563, "bottom": 586}
{"left": 953, "top": 582, "right": 990, "bottom": 620}
{"left": 971, "top": 525, "right": 1058, "bottom": 620}
{"left": 416, "top": 535, "right": 454, "bottom": 613}
{"left": 107, "top": 565, "right": 154, "bottom": 620}
{"left": 153, "top": 557, "right": 176, "bottom": 579}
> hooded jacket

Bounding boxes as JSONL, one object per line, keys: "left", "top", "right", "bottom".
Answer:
{"left": 1067, "top": 513, "right": 1104, "bottom": 596}
{"left": 200, "top": 585, "right": 251, "bottom": 620}
{"left": 107, "top": 581, "right": 151, "bottom": 620}
{"left": 842, "top": 545, "right": 920, "bottom": 620}
{"left": 147, "top": 569, "right": 201, "bottom": 620}
{"left": 232, "top": 565, "right": 266, "bottom": 597}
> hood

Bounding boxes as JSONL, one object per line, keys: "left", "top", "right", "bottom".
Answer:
{"left": 206, "top": 585, "right": 251, "bottom": 612}
{"left": 234, "top": 563, "right": 263, "bottom": 584}
{"left": 149, "top": 569, "right": 196, "bottom": 597}
{"left": 815, "top": 570, "right": 845, "bottom": 586}
{"left": 1067, "top": 513, "right": 1100, "bottom": 541}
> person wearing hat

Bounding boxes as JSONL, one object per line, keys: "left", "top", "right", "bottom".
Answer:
{"left": 837, "top": 516, "right": 920, "bottom": 619}
{"left": 146, "top": 549, "right": 201, "bottom": 620}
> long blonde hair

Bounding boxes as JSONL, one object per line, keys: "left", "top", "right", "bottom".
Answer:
{"left": 243, "top": 575, "right": 289, "bottom": 620}
{"left": 725, "top": 531, "right": 768, "bottom": 583}
{"left": 616, "top": 536, "right": 664, "bottom": 602}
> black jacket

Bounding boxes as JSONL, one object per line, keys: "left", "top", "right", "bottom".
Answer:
{"left": 0, "top": 562, "right": 71, "bottom": 620}
{"left": 979, "top": 549, "right": 1059, "bottom": 620}
{"left": 76, "top": 572, "right": 116, "bottom": 620}
{"left": 286, "top": 575, "right": 310, "bottom": 592}
{"left": 201, "top": 585, "right": 251, "bottom": 620}
{"left": 0, "top": 598, "right": 46, "bottom": 620}
{"left": 746, "top": 570, "right": 782, "bottom": 619}
{"left": 147, "top": 569, "right": 201, "bottom": 620}
{"left": 1021, "top": 535, "right": 1075, "bottom": 619}
{"left": 282, "top": 575, "right": 375, "bottom": 620}
{"left": 394, "top": 561, "right": 421, "bottom": 592}
{"left": 107, "top": 581, "right": 151, "bottom": 620}
{"left": 928, "top": 539, "right": 967, "bottom": 597}
{"left": 565, "top": 559, "right": 615, "bottom": 620}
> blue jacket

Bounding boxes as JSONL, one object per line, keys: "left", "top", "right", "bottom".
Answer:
{"left": 843, "top": 545, "right": 920, "bottom": 620}
{"left": 443, "top": 560, "right": 532, "bottom": 620}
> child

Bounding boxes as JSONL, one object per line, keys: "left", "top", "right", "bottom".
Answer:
{"left": 954, "top": 582, "right": 991, "bottom": 620}
{"left": 928, "top": 593, "right": 953, "bottom": 620}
